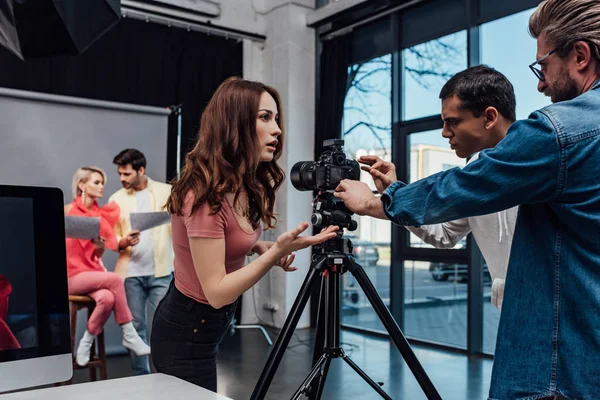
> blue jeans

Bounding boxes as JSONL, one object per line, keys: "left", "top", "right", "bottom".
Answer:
{"left": 124, "top": 274, "right": 172, "bottom": 375}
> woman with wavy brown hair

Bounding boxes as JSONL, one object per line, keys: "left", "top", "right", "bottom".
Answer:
{"left": 150, "top": 77, "right": 337, "bottom": 391}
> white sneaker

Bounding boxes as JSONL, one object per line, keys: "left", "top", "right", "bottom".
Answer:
{"left": 121, "top": 322, "right": 151, "bottom": 356}
{"left": 75, "top": 330, "right": 95, "bottom": 366}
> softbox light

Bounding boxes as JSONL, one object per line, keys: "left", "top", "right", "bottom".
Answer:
{"left": 0, "top": 0, "right": 121, "bottom": 60}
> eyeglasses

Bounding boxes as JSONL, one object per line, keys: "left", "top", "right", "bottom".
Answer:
{"left": 529, "top": 48, "right": 558, "bottom": 82}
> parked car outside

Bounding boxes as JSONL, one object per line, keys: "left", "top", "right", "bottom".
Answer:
{"left": 429, "top": 262, "right": 491, "bottom": 283}
{"left": 346, "top": 235, "right": 379, "bottom": 267}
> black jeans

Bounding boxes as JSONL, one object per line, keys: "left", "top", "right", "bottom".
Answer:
{"left": 150, "top": 281, "right": 236, "bottom": 392}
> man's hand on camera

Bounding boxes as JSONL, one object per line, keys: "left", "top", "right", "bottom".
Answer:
{"left": 359, "top": 155, "right": 397, "bottom": 193}
{"left": 334, "top": 180, "right": 387, "bottom": 219}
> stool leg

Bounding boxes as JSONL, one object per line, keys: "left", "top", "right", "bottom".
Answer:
{"left": 87, "top": 305, "right": 97, "bottom": 382}
{"left": 68, "top": 302, "right": 78, "bottom": 385}
{"left": 69, "top": 303, "right": 77, "bottom": 354}
{"left": 98, "top": 331, "right": 107, "bottom": 380}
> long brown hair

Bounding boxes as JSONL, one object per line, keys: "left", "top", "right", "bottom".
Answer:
{"left": 166, "top": 77, "right": 285, "bottom": 229}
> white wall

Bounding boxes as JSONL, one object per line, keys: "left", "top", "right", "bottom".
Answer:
{"left": 208, "top": 0, "right": 266, "bottom": 35}
{"left": 147, "top": 0, "right": 268, "bottom": 35}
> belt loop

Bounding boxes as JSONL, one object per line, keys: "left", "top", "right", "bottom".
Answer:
{"left": 186, "top": 299, "right": 195, "bottom": 312}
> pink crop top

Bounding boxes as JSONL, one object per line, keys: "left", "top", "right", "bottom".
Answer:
{"left": 171, "top": 192, "right": 262, "bottom": 304}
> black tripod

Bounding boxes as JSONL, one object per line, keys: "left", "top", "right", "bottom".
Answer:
{"left": 250, "top": 234, "right": 441, "bottom": 400}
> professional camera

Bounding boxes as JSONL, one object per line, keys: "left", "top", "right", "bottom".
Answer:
{"left": 290, "top": 139, "right": 360, "bottom": 192}
{"left": 290, "top": 139, "right": 359, "bottom": 232}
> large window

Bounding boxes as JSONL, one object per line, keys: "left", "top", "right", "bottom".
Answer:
{"left": 341, "top": 55, "right": 392, "bottom": 332}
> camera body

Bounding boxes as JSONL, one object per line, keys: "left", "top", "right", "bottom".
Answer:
{"left": 290, "top": 139, "right": 360, "bottom": 192}
{"left": 290, "top": 139, "right": 359, "bottom": 231}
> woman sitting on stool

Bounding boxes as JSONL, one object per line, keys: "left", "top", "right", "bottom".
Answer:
{"left": 65, "top": 166, "right": 149, "bottom": 366}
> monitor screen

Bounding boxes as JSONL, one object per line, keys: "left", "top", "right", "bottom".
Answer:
{"left": 0, "top": 186, "right": 72, "bottom": 393}
{"left": 0, "top": 197, "right": 39, "bottom": 351}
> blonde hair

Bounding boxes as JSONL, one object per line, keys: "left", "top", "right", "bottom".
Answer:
{"left": 529, "top": 0, "right": 600, "bottom": 62}
{"left": 71, "top": 166, "right": 107, "bottom": 200}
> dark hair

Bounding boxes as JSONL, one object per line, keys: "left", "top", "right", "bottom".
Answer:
{"left": 439, "top": 65, "right": 516, "bottom": 122}
{"left": 113, "top": 149, "right": 147, "bottom": 171}
{"left": 166, "top": 77, "right": 285, "bottom": 230}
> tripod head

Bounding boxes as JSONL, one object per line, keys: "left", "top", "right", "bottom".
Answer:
{"left": 311, "top": 191, "right": 357, "bottom": 232}
{"left": 310, "top": 191, "right": 357, "bottom": 261}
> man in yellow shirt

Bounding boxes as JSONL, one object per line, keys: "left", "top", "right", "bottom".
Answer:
{"left": 109, "top": 149, "right": 173, "bottom": 375}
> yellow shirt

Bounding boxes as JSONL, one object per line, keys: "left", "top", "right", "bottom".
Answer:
{"left": 108, "top": 177, "right": 173, "bottom": 280}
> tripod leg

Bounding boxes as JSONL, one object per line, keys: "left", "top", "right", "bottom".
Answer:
{"left": 250, "top": 267, "right": 321, "bottom": 400}
{"left": 349, "top": 260, "right": 442, "bottom": 400}
{"left": 312, "top": 273, "right": 327, "bottom": 365}
{"left": 306, "top": 274, "right": 327, "bottom": 400}
{"left": 341, "top": 355, "right": 391, "bottom": 400}
{"left": 309, "top": 357, "right": 331, "bottom": 400}
{"left": 290, "top": 354, "right": 331, "bottom": 400}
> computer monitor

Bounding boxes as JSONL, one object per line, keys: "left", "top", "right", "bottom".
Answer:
{"left": 0, "top": 185, "right": 72, "bottom": 393}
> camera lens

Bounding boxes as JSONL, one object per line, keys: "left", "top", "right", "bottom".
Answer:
{"left": 349, "top": 220, "right": 358, "bottom": 231}
{"left": 290, "top": 161, "right": 316, "bottom": 191}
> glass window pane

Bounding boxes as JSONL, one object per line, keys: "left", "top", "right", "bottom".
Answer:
{"left": 481, "top": 8, "right": 551, "bottom": 120}
{"left": 407, "top": 129, "right": 466, "bottom": 249}
{"left": 403, "top": 31, "right": 467, "bottom": 121}
{"left": 343, "top": 55, "right": 392, "bottom": 157}
{"left": 480, "top": 8, "right": 544, "bottom": 353}
{"left": 341, "top": 55, "right": 392, "bottom": 332}
{"left": 404, "top": 260, "right": 468, "bottom": 348}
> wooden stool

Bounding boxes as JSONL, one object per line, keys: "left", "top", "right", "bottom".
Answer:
{"left": 68, "top": 295, "right": 108, "bottom": 382}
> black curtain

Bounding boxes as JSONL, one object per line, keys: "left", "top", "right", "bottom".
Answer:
{"left": 310, "top": 34, "right": 352, "bottom": 327}
{"left": 0, "top": 18, "right": 243, "bottom": 180}
{"left": 314, "top": 33, "right": 352, "bottom": 160}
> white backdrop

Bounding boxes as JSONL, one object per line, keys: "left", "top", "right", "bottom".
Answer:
{"left": 0, "top": 87, "right": 170, "bottom": 355}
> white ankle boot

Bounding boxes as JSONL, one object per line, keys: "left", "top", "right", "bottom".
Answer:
{"left": 121, "top": 322, "right": 150, "bottom": 356}
{"left": 76, "top": 330, "right": 96, "bottom": 367}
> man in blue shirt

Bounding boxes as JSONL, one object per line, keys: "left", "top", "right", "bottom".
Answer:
{"left": 335, "top": 1, "right": 600, "bottom": 398}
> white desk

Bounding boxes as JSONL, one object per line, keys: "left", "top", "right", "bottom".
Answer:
{"left": 1, "top": 373, "right": 234, "bottom": 400}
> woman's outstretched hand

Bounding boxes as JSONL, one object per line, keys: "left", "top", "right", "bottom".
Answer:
{"left": 273, "top": 223, "right": 338, "bottom": 258}
{"left": 276, "top": 253, "right": 297, "bottom": 272}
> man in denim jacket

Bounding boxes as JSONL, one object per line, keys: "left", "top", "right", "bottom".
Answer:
{"left": 335, "top": 1, "right": 600, "bottom": 398}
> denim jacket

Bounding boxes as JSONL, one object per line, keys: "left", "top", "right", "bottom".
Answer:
{"left": 382, "top": 80, "right": 600, "bottom": 399}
